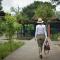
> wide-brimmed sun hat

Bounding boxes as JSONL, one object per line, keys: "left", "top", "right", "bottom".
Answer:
{"left": 37, "top": 18, "right": 44, "bottom": 23}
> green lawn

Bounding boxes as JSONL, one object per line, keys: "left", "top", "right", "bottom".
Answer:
{"left": 0, "top": 40, "right": 24, "bottom": 60}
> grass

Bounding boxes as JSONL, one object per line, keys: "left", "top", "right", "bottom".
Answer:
{"left": 0, "top": 40, "right": 24, "bottom": 60}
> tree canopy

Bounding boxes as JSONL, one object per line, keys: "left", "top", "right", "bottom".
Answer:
{"left": 0, "top": 0, "right": 2, "bottom": 10}
{"left": 11, "top": 6, "right": 28, "bottom": 22}
{"left": 56, "top": 11, "right": 60, "bottom": 19}
{"left": 22, "top": 1, "right": 44, "bottom": 20}
{"left": 51, "top": 0, "right": 60, "bottom": 5}
{"left": 5, "top": 13, "right": 20, "bottom": 39}
{"left": 35, "top": 2, "right": 55, "bottom": 22}
{"left": 22, "top": 1, "right": 55, "bottom": 21}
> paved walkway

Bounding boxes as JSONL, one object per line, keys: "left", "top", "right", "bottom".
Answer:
{"left": 4, "top": 38, "right": 60, "bottom": 60}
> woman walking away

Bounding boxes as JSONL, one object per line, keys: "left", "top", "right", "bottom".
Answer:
{"left": 35, "top": 18, "right": 47, "bottom": 59}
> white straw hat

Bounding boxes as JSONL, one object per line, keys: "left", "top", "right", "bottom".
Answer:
{"left": 37, "top": 18, "right": 44, "bottom": 23}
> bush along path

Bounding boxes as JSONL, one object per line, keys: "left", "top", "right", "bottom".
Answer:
{"left": 0, "top": 40, "right": 24, "bottom": 60}
{"left": 4, "top": 38, "right": 60, "bottom": 60}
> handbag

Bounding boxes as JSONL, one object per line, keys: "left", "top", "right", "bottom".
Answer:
{"left": 44, "top": 40, "right": 50, "bottom": 50}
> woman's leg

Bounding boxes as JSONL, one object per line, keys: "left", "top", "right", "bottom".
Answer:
{"left": 39, "top": 47, "right": 41, "bottom": 55}
{"left": 39, "top": 45, "right": 43, "bottom": 59}
{"left": 37, "top": 41, "right": 42, "bottom": 58}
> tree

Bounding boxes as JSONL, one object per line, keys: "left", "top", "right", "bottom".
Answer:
{"left": 0, "top": 0, "right": 2, "bottom": 10}
{"left": 0, "top": 0, "right": 5, "bottom": 35}
{"left": 22, "top": 1, "right": 44, "bottom": 20}
{"left": 11, "top": 6, "right": 20, "bottom": 20}
{"left": 51, "top": 0, "right": 60, "bottom": 5}
{"left": 35, "top": 2, "right": 55, "bottom": 22}
{"left": 5, "top": 14, "right": 20, "bottom": 40}
{"left": 11, "top": 6, "right": 28, "bottom": 22}
{"left": 0, "top": 20, "right": 6, "bottom": 36}
{"left": 22, "top": 1, "right": 55, "bottom": 20}
{"left": 4, "top": 13, "right": 20, "bottom": 51}
{"left": 55, "top": 11, "right": 60, "bottom": 19}
{"left": 0, "top": 0, "right": 5, "bottom": 16}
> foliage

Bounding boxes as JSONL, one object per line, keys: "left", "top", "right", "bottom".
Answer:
{"left": 0, "top": 41, "right": 24, "bottom": 60}
{"left": 11, "top": 7, "right": 28, "bottom": 22}
{"left": 5, "top": 14, "right": 20, "bottom": 39}
{"left": 55, "top": 11, "right": 60, "bottom": 19}
{"left": 16, "top": 12, "right": 28, "bottom": 22}
{"left": 10, "top": 1, "right": 56, "bottom": 22}
{"left": 0, "top": 0, "right": 5, "bottom": 35}
{"left": 51, "top": 33, "right": 60, "bottom": 41}
{"left": 0, "top": 20, "right": 6, "bottom": 36}
{"left": 51, "top": 0, "right": 60, "bottom": 5}
{"left": 22, "top": 1, "right": 44, "bottom": 20}
{"left": 22, "top": 1, "right": 55, "bottom": 20}
{"left": 0, "top": 0, "right": 2, "bottom": 10}
{"left": 11, "top": 6, "right": 20, "bottom": 15}
{"left": 35, "top": 3, "right": 55, "bottom": 22}
{"left": 11, "top": 6, "right": 21, "bottom": 20}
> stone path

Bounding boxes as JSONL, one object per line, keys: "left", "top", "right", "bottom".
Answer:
{"left": 4, "top": 38, "right": 60, "bottom": 60}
